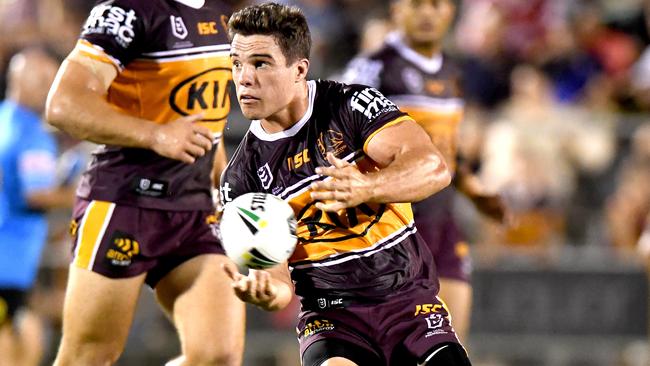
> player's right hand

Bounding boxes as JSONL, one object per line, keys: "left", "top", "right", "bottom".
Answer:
{"left": 149, "top": 114, "right": 213, "bottom": 163}
{"left": 222, "top": 262, "right": 278, "bottom": 310}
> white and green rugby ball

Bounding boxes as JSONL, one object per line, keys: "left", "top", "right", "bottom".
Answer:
{"left": 220, "top": 192, "right": 297, "bottom": 269}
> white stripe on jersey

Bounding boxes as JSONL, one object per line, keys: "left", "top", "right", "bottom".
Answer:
{"left": 135, "top": 50, "right": 230, "bottom": 63}
{"left": 141, "top": 44, "right": 230, "bottom": 57}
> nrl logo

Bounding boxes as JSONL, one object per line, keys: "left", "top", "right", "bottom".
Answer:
{"left": 257, "top": 163, "right": 273, "bottom": 190}
{"left": 170, "top": 15, "right": 188, "bottom": 39}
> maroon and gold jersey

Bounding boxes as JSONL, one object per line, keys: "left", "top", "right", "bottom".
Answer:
{"left": 76, "top": 0, "right": 233, "bottom": 210}
{"left": 221, "top": 80, "right": 438, "bottom": 309}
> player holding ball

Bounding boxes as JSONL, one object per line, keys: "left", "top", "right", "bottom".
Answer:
{"left": 220, "top": 3, "right": 472, "bottom": 366}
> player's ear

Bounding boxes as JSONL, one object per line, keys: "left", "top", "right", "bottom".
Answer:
{"left": 295, "top": 58, "right": 309, "bottom": 82}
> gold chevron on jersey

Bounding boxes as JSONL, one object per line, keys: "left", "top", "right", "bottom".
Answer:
{"left": 285, "top": 188, "right": 415, "bottom": 263}
{"left": 290, "top": 221, "right": 418, "bottom": 269}
{"left": 107, "top": 54, "right": 232, "bottom": 125}
{"left": 77, "top": 39, "right": 125, "bottom": 71}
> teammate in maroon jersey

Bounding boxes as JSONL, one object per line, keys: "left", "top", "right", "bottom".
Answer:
{"left": 46, "top": 1, "right": 244, "bottom": 365}
{"left": 341, "top": 0, "right": 506, "bottom": 342}
{"left": 220, "top": 3, "right": 472, "bottom": 365}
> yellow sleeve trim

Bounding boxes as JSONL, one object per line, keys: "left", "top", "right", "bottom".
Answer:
{"left": 362, "top": 115, "right": 413, "bottom": 154}
{"left": 76, "top": 39, "right": 123, "bottom": 72}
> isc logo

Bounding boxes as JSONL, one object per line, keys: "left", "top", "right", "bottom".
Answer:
{"left": 414, "top": 303, "right": 444, "bottom": 316}
{"left": 287, "top": 149, "right": 310, "bottom": 171}
{"left": 170, "top": 68, "right": 232, "bottom": 121}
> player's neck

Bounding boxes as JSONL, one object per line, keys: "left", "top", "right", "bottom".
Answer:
{"left": 404, "top": 38, "right": 441, "bottom": 58}
{"left": 260, "top": 81, "right": 309, "bottom": 133}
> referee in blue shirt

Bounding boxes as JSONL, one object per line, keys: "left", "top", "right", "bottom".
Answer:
{"left": 0, "top": 48, "right": 75, "bottom": 366}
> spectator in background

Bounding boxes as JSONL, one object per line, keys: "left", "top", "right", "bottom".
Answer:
{"left": 0, "top": 48, "right": 75, "bottom": 366}
{"left": 454, "top": 1, "right": 514, "bottom": 109}
{"left": 607, "top": 123, "right": 650, "bottom": 257}
{"left": 480, "top": 65, "right": 614, "bottom": 259}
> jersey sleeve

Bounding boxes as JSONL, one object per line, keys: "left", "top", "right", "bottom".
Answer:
{"left": 77, "top": 0, "right": 146, "bottom": 69}
{"left": 339, "top": 56, "right": 383, "bottom": 88}
{"left": 342, "top": 84, "right": 411, "bottom": 154}
{"left": 18, "top": 132, "right": 57, "bottom": 195}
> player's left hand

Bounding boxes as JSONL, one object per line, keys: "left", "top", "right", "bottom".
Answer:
{"left": 310, "top": 152, "right": 373, "bottom": 212}
{"left": 222, "top": 263, "right": 278, "bottom": 310}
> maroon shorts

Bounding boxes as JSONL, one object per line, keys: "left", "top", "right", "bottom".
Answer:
{"left": 69, "top": 199, "right": 225, "bottom": 287}
{"left": 413, "top": 204, "right": 472, "bottom": 283}
{"left": 297, "top": 291, "right": 462, "bottom": 365}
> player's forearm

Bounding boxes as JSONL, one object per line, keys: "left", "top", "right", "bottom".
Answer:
{"left": 367, "top": 149, "right": 450, "bottom": 203}
{"left": 46, "top": 89, "right": 156, "bottom": 148}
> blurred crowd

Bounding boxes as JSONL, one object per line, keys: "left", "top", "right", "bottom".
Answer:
{"left": 0, "top": 0, "right": 649, "bottom": 365}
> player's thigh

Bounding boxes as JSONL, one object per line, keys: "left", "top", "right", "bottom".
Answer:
{"left": 155, "top": 254, "right": 245, "bottom": 357}
{"left": 438, "top": 278, "right": 472, "bottom": 341}
{"left": 59, "top": 266, "right": 145, "bottom": 349}
{"left": 303, "top": 338, "right": 381, "bottom": 366}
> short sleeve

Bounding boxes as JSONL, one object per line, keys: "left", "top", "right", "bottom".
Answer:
{"left": 78, "top": 0, "right": 146, "bottom": 69}
{"left": 343, "top": 85, "right": 411, "bottom": 153}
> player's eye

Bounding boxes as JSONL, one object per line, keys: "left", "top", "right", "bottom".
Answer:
{"left": 255, "top": 61, "right": 268, "bottom": 68}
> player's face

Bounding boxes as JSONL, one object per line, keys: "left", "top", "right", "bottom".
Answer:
{"left": 395, "top": 0, "right": 455, "bottom": 46}
{"left": 230, "top": 34, "right": 303, "bottom": 120}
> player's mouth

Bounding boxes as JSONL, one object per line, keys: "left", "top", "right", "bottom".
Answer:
{"left": 240, "top": 94, "right": 260, "bottom": 104}
{"left": 417, "top": 22, "right": 435, "bottom": 32}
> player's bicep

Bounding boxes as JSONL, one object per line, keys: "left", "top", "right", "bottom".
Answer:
{"left": 59, "top": 45, "right": 118, "bottom": 94}
{"left": 365, "top": 118, "right": 437, "bottom": 168}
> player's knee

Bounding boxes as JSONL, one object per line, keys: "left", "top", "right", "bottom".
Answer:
{"left": 421, "top": 342, "right": 472, "bottom": 366}
{"left": 183, "top": 347, "right": 240, "bottom": 366}
{"left": 56, "top": 336, "right": 125, "bottom": 365}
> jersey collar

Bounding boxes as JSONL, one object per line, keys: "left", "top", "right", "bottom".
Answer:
{"left": 385, "top": 32, "right": 443, "bottom": 74}
{"left": 249, "top": 80, "right": 316, "bottom": 141}
{"left": 174, "top": 0, "right": 205, "bottom": 9}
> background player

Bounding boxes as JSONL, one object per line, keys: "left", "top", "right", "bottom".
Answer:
{"left": 221, "top": 3, "right": 471, "bottom": 365}
{"left": 45, "top": 1, "right": 244, "bottom": 365}
{"left": 340, "top": 0, "right": 505, "bottom": 342}
{"left": 0, "top": 48, "right": 74, "bottom": 366}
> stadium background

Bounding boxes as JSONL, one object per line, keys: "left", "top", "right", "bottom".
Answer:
{"left": 0, "top": 0, "right": 649, "bottom": 365}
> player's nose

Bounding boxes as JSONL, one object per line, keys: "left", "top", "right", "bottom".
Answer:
{"left": 237, "top": 64, "right": 255, "bottom": 87}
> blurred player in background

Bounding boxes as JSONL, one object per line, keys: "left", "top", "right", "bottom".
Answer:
{"left": 221, "top": 3, "right": 471, "bottom": 365}
{"left": 45, "top": 1, "right": 245, "bottom": 365}
{"left": 340, "top": 0, "right": 505, "bottom": 342}
{"left": 0, "top": 48, "right": 74, "bottom": 366}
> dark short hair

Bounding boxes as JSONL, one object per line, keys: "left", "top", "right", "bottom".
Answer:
{"left": 228, "top": 2, "right": 311, "bottom": 64}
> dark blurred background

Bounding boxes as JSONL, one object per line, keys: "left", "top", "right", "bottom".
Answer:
{"left": 1, "top": 0, "right": 649, "bottom": 365}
